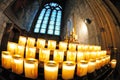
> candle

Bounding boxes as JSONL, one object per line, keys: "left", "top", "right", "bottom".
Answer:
{"left": 95, "top": 58, "right": 101, "bottom": 70}
{"left": 77, "top": 51, "right": 84, "bottom": 62}
{"left": 1, "top": 51, "right": 12, "bottom": 69}
{"left": 62, "top": 61, "right": 76, "bottom": 80}
{"left": 84, "top": 51, "right": 90, "bottom": 60}
{"left": 89, "top": 51, "right": 96, "bottom": 59}
{"left": 25, "top": 46, "right": 36, "bottom": 58}
{"left": 110, "top": 59, "right": 117, "bottom": 68}
{"left": 53, "top": 50, "right": 64, "bottom": 62}
{"left": 87, "top": 59, "right": 96, "bottom": 73}
{"left": 24, "top": 58, "right": 38, "bottom": 79}
{"left": 36, "top": 38, "right": 46, "bottom": 48}
{"left": 59, "top": 41, "right": 67, "bottom": 51}
{"left": 77, "top": 44, "right": 84, "bottom": 51}
{"left": 44, "top": 61, "right": 59, "bottom": 80}
{"left": 15, "top": 45, "right": 25, "bottom": 57}
{"left": 27, "top": 37, "right": 35, "bottom": 47}
{"left": 39, "top": 48, "right": 50, "bottom": 62}
{"left": 77, "top": 60, "right": 88, "bottom": 77}
{"left": 48, "top": 40, "right": 56, "bottom": 50}
{"left": 66, "top": 50, "right": 76, "bottom": 61}
{"left": 68, "top": 43, "right": 76, "bottom": 51}
{"left": 7, "top": 41, "right": 17, "bottom": 55}
{"left": 12, "top": 55, "right": 23, "bottom": 74}
{"left": 18, "top": 36, "right": 27, "bottom": 46}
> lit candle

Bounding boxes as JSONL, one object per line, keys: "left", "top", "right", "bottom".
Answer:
{"left": 15, "top": 45, "right": 25, "bottom": 57}
{"left": 1, "top": 51, "right": 12, "bottom": 69}
{"left": 77, "top": 44, "right": 84, "bottom": 51}
{"left": 77, "top": 51, "right": 84, "bottom": 62}
{"left": 27, "top": 37, "right": 35, "bottom": 47}
{"left": 77, "top": 60, "right": 88, "bottom": 77}
{"left": 89, "top": 51, "right": 96, "bottom": 59}
{"left": 18, "top": 36, "right": 27, "bottom": 46}
{"left": 84, "top": 51, "right": 90, "bottom": 60}
{"left": 44, "top": 61, "right": 59, "bottom": 80}
{"left": 62, "top": 61, "right": 76, "bottom": 80}
{"left": 68, "top": 43, "right": 76, "bottom": 51}
{"left": 7, "top": 41, "right": 17, "bottom": 55}
{"left": 12, "top": 55, "right": 23, "bottom": 74}
{"left": 48, "top": 40, "right": 56, "bottom": 50}
{"left": 24, "top": 58, "right": 38, "bottom": 79}
{"left": 95, "top": 58, "right": 101, "bottom": 70}
{"left": 110, "top": 59, "right": 117, "bottom": 68}
{"left": 59, "top": 41, "right": 67, "bottom": 51}
{"left": 25, "top": 46, "right": 36, "bottom": 58}
{"left": 87, "top": 59, "right": 96, "bottom": 73}
{"left": 39, "top": 48, "right": 50, "bottom": 62}
{"left": 36, "top": 38, "right": 46, "bottom": 48}
{"left": 53, "top": 50, "right": 64, "bottom": 62}
{"left": 66, "top": 50, "right": 76, "bottom": 61}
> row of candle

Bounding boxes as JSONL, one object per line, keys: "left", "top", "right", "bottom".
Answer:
{"left": 18, "top": 36, "right": 101, "bottom": 51}
{"left": 7, "top": 42, "right": 107, "bottom": 62}
{"left": 1, "top": 51, "right": 117, "bottom": 80}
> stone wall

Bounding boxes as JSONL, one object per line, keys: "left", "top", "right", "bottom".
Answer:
{"left": 0, "top": 0, "right": 13, "bottom": 46}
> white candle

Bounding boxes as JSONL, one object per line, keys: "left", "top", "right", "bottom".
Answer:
{"left": 77, "top": 51, "right": 84, "bottom": 62}
{"left": 87, "top": 59, "right": 96, "bottom": 73}
{"left": 95, "top": 58, "right": 101, "bottom": 70}
{"left": 36, "top": 38, "right": 46, "bottom": 48}
{"left": 59, "top": 41, "right": 67, "bottom": 51}
{"left": 48, "top": 40, "right": 56, "bottom": 50}
{"left": 25, "top": 46, "right": 36, "bottom": 58}
{"left": 53, "top": 50, "right": 64, "bottom": 62}
{"left": 7, "top": 41, "right": 17, "bottom": 55}
{"left": 1, "top": 51, "right": 12, "bottom": 69}
{"left": 39, "top": 48, "right": 50, "bottom": 62}
{"left": 44, "top": 61, "right": 59, "bottom": 80}
{"left": 77, "top": 60, "right": 88, "bottom": 77}
{"left": 15, "top": 45, "right": 25, "bottom": 57}
{"left": 68, "top": 43, "right": 76, "bottom": 51}
{"left": 12, "top": 55, "right": 23, "bottom": 74}
{"left": 67, "top": 50, "right": 76, "bottom": 61}
{"left": 18, "top": 36, "right": 27, "bottom": 46}
{"left": 24, "top": 58, "right": 38, "bottom": 79}
{"left": 62, "top": 61, "right": 76, "bottom": 80}
{"left": 27, "top": 37, "right": 35, "bottom": 47}
{"left": 84, "top": 51, "right": 90, "bottom": 60}
{"left": 110, "top": 59, "right": 117, "bottom": 68}
{"left": 89, "top": 51, "right": 96, "bottom": 59}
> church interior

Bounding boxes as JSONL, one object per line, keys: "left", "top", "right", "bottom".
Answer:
{"left": 0, "top": 0, "right": 120, "bottom": 80}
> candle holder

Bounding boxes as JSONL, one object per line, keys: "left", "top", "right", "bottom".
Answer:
{"left": 44, "top": 61, "right": 59, "bottom": 80}
{"left": 15, "top": 45, "right": 25, "bottom": 57}
{"left": 18, "top": 36, "right": 27, "bottom": 46}
{"left": 12, "top": 55, "right": 23, "bottom": 74}
{"left": 77, "top": 51, "right": 84, "bottom": 62}
{"left": 39, "top": 48, "right": 50, "bottom": 62}
{"left": 36, "top": 38, "right": 46, "bottom": 48}
{"left": 7, "top": 41, "right": 17, "bottom": 55}
{"left": 76, "top": 60, "right": 88, "bottom": 77}
{"left": 26, "top": 37, "right": 35, "bottom": 47}
{"left": 1, "top": 51, "right": 12, "bottom": 69}
{"left": 59, "top": 41, "right": 67, "bottom": 51}
{"left": 62, "top": 61, "right": 76, "bottom": 80}
{"left": 24, "top": 58, "right": 38, "bottom": 79}
{"left": 66, "top": 50, "right": 76, "bottom": 62}
{"left": 25, "top": 46, "right": 36, "bottom": 58}
{"left": 68, "top": 43, "right": 76, "bottom": 51}
{"left": 110, "top": 59, "right": 117, "bottom": 69}
{"left": 48, "top": 40, "right": 56, "bottom": 50}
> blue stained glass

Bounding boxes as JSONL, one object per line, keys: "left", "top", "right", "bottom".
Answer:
{"left": 48, "top": 25, "right": 54, "bottom": 29}
{"left": 54, "top": 30, "right": 60, "bottom": 35}
{"left": 34, "top": 28, "right": 39, "bottom": 33}
{"left": 35, "top": 24, "right": 40, "bottom": 28}
{"left": 47, "top": 30, "right": 53, "bottom": 34}
{"left": 40, "top": 29, "right": 46, "bottom": 33}
{"left": 37, "top": 19, "right": 42, "bottom": 23}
